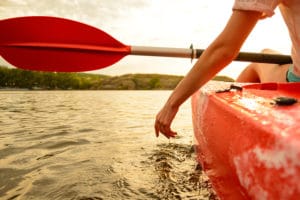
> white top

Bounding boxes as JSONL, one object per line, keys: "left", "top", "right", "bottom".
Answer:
{"left": 233, "top": 0, "right": 300, "bottom": 76}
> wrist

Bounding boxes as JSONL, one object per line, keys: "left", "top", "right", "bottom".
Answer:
{"left": 166, "top": 96, "right": 181, "bottom": 110}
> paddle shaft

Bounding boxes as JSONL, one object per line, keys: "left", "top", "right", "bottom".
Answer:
{"left": 131, "top": 46, "right": 292, "bottom": 64}
{"left": 4, "top": 42, "right": 292, "bottom": 64}
{"left": 0, "top": 16, "right": 293, "bottom": 72}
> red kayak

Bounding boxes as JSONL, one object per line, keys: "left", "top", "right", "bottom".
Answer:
{"left": 191, "top": 81, "right": 300, "bottom": 200}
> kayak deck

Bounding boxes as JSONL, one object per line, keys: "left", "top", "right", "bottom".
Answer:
{"left": 191, "top": 81, "right": 300, "bottom": 200}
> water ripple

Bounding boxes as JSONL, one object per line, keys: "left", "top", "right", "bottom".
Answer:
{"left": 0, "top": 91, "right": 216, "bottom": 200}
{"left": 148, "top": 143, "right": 218, "bottom": 200}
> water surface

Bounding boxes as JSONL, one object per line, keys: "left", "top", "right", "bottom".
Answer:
{"left": 0, "top": 91, "right": 217, "bottom": 199}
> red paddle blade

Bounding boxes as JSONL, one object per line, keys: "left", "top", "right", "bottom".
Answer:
{"left": 0, "top": 16, "right": 130, "bottom": 72}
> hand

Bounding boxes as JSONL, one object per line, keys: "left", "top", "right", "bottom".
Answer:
{"left": 154, "top": 103, "right": 179, "bottom": 139}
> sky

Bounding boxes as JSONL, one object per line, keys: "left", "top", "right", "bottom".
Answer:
{"left": 0, "top": 0, "right": 291, "bottom": 79}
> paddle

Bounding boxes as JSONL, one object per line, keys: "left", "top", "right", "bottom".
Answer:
{"left": 0, "top": 16, "right": 292, "bottom": 72}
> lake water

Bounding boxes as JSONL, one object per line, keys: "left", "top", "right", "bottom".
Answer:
{"left": 0, "top": 91, "right": 217, "bottom": 200}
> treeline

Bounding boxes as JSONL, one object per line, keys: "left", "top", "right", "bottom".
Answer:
{"left": 0, "top": 66, "right": 107, "bottom": 90}
{"left": 0, "top": 66, "right": 234, "bottom": 90}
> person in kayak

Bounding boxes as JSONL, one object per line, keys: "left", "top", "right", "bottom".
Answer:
{"left": 155, "top": 0, "right": 300, "bottom": 138}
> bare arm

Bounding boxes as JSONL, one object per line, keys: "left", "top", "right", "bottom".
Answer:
{"left": 155, "top": 10, "right": 262, "bottom": 138}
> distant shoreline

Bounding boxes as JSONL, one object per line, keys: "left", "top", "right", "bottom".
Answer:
{"left": 0, "top": 66, "right": 234, "bottom": 90}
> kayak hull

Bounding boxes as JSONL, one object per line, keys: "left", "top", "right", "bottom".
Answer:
{"left": 191, "top": 81, "right": 300, "bottom": 200}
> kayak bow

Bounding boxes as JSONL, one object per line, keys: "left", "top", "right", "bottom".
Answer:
{"left": 192, "top": 81, "right": 300, "bottom": 200}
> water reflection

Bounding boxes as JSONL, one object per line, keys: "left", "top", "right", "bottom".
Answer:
{"left": 0, "top": 91, "right": 217, "bottom": 199}
{"left": 149, "top": 143, "right": 217, "bottom": 200}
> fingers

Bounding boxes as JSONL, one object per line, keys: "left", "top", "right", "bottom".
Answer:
{"left": 154, "top": 119, "right": 177, "bottom": 139}
{"left": 154, "top": 104, "right": 179, "bottom": 139}
{"left": 161, "top": 125, "right": 177, "bottom": 138}
{"left": 155, "top": 120, "right": 160, "bottom": 138}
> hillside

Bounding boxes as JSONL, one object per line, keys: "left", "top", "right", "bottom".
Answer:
{"left": 0, "top": 66, "right": 234, "bottom": 90}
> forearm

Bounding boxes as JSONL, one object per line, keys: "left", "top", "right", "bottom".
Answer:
{"left": 165, "top": 10, "right": 261, "bottom": 109}
{"left": 165, "top": 43, "right": 237, "bottom": 108}
{"left": 155, "top": 10, "right": 261, "bottom": 138}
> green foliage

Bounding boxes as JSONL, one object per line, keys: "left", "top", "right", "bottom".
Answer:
{"left": 0, "top": 66, "right": 234, "bottom": 90}
{"left": 0, "top": 66, "right": 106, "bottom": 90}
{"left": 212, "top": 75, "right": 234, "bottom": 82}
